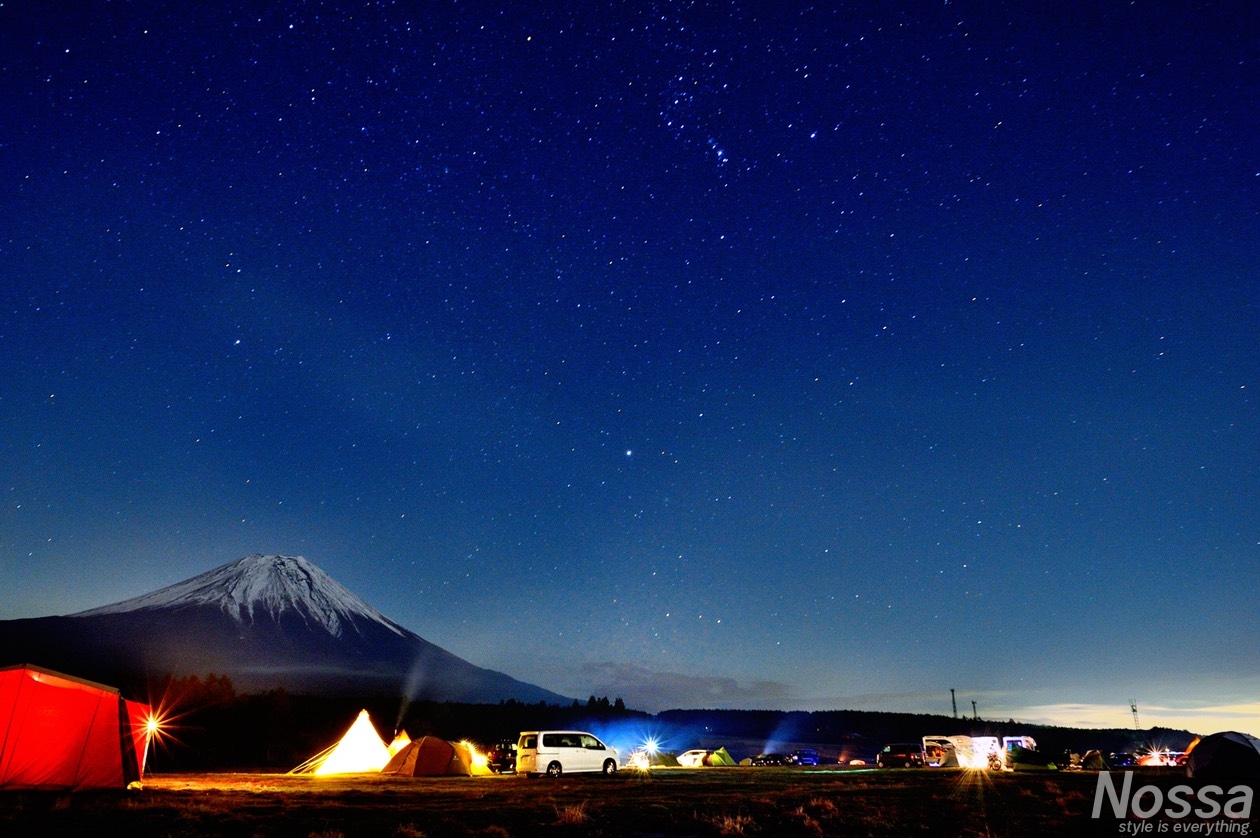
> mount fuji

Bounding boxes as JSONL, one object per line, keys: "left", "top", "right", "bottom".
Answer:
{"left": 0, "top": 554, "right": 566, "bottom": 703}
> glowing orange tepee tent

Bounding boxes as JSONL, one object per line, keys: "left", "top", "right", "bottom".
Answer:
{"left": 387, "top": 730, "right": 412, "bottom": 756}
{"left": 288, "top": 709, "right": 391, "bottom": 775}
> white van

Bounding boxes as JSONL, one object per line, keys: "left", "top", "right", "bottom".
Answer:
{"left": 516, "top": 730, "right": 619, "bottom": 777}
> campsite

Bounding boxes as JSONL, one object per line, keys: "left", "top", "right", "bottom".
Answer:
{"left": 4, "top": 671, "right": 1257, "bottom": 838}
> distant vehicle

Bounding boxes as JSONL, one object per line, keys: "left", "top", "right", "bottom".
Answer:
{"left": 751, "top": 753, "right": 789, "bottom": 766}
{"left": 877, "top": 743, "right": 925, "bottom": 768}
{"left": 516, "top": 731, "right": 618, "bottom": 778}
{"left": 923, "top": 735, "right": 989, "bottom": 769}
{"left": 677, "top": 749, "right": 709, "bottom": 767}
{"left": 790, "top": 749, "right": 820, "bottom": 766}
{"left": 1002, "top": 735, "right": 1044, "bottom": 770}
{"left": 484, "top": 739, "right": 517, "bottom": 773}
{"left": 920, "top": 734, "right": 1039, "bottom": 769}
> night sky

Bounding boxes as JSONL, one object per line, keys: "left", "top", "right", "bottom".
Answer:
{"left": 3, "top": 1, "right": 1257, "bottom": 733}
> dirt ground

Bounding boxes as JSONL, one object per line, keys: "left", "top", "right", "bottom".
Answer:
{"left": 0, "top": 766, "right": 1225, "bottom": 837}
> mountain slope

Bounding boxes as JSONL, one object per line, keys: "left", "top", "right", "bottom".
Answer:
{"left": 77, "top": 554, "right": 408, "bottom": 638}
{"left": 0, "top": 554, "right": 565, "bottom": 703}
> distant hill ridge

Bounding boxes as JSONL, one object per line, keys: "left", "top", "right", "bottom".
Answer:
{"left": 0, "top": 554, "right": 565, "bottom": 704}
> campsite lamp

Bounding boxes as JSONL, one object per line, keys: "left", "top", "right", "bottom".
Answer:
{"left": 640, "top": 737, "right": 661, "bottom": 770}
{"left": 141, "top": 690, "right": 184, "bottom": 757}
{"left": 143, "top": 709, "right": 169, "bottom": 754}
{"left": 460, "top": 740, "right": 491, "bottom": 773}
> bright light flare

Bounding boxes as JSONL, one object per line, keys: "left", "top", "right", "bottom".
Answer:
{"left": 139, "top": 679, "right": 201, "bottom": 763}
{"left": 461, "top": 740, "right": 491, "bottom": 773}
{"left": 1137, "top": 747, "right": 1181, "bottom": 767}
{"left": 949, "top": 761, "right": 997, "bottom": 800}
{"left": 141, "top": 705, "right": 181, "bottom": 757}
{"left": 627, "top": 738, "right": 662, "bottom": 771}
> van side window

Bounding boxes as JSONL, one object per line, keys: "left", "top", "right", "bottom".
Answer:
{"left": 581, "top": 734, "right": 603, "bottom": 750}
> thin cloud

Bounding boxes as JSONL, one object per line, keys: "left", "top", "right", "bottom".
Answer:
{"left": 577, "top": 662, "right": 793, "bottom": 712}
{"left": 1008, "top": 702, "right": 1260, "bottom": 736}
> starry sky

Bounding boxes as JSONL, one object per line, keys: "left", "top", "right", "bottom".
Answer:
{"left": 2, "top": 1, "right": 1257, "bottom": 733}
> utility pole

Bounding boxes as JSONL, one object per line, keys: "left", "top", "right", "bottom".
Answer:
{"left": 972, "top": 701, "right": 978, "bottom": 721}
{"left": 951, "top": 689, "right": 957, "bottom": 719}
{"left": 1130, "top": 699, "right": 1140, "bottom": 730}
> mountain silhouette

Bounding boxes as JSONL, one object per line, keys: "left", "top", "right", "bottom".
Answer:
{"left": 0, "top": 554, "right": 566, "bottom": 703}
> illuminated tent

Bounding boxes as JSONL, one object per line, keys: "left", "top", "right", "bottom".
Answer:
{"left": 1080, "top": 749, "right": 1109, "bottom": 771}
{"left": 0, "top": 664, "right": 150, "bottom": 791}
{"left": 452, "top": 740, "right": 491, "bottom": 775}
{"left": 288, "top": 709, "right": 391, "bottom": 775}
{"left": 923, "top": 737, "right": 961, "bottom": 768}
{"left": 381, "top": 736, "right": 491, "bottom": 776}
{"left": 382, "top": 736, "right": 465, "bottom": 776}
{"left": 705, "top": 747, "right": 737, "bottom": 766}
{"left": 387, "top": 730, "right": 412, "bottom": 756}
{"left": 1185, "top": 732, "right": 1260, "bottom": 781}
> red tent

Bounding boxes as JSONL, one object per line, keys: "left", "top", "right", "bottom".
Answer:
{"left": 0, "top": 664, "right": 150, "bottom": 790}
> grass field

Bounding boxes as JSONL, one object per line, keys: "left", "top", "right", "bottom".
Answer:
{"left": 0, "top": 766, "right": 1220, "bottom": 837}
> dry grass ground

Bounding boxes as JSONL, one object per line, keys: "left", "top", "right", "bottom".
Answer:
{"left": 0, "top": 766, "right": 1203, "bottom": 837}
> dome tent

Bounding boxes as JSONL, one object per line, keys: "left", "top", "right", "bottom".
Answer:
{"left": 1185, "top": 731, "right": 1260, "bottom": 781}
{"left": 1080, "top": 749, "right": 1110, "bottom": 771}
{"left": 381, "top": 735, "right": 489, "bottom": 776}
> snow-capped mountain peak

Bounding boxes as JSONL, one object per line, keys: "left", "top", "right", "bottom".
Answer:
{"left": 74, "top": 554, "right": 405, "bottom": 638}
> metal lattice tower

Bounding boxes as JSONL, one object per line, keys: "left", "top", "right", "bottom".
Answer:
{"left": 1129, "top": 699, "right": 1140, "bottom": 730}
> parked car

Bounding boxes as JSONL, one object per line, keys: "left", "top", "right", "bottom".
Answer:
{"left": 677, "top": 749, "right": 710, "bottom": 767}
{"left": 877, "top": 743, "right": 925, "bottom": 768}
{"left": 484, "top": 739, "right": 517, "bottom": 773}
{"left": 516, "top": 731, "right": 619, "bottom": 778}
{"left": 751, "top": 752, "right": 789, "bottom": 766}
{"left": 790, "top": 749, "right": 820, "bottom": 766}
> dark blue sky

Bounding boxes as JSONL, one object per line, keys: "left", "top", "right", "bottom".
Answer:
{"left": 3, "top": 1, "right": 1257, "bottom": 730}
